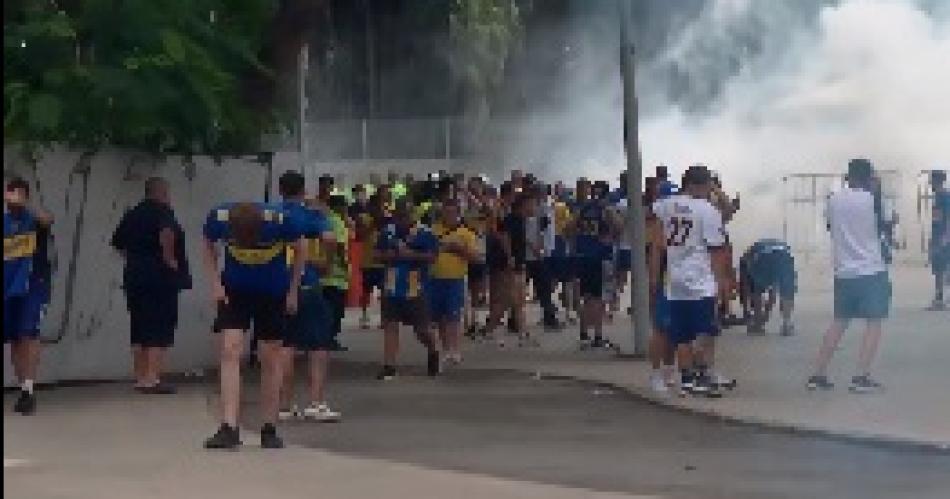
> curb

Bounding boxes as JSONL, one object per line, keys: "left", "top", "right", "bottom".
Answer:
{"left": 533, "top": 371, "right": 950, "bottom": 455}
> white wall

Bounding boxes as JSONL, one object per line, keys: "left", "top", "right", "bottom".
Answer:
{"left": 3, "top": 148, "right": 292, "bottom": 385}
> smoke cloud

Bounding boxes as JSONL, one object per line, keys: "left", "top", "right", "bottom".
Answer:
{"left": 511, "top": 0, "right": 950, "bottom": 244}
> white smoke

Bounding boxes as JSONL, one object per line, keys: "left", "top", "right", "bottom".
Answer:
{"left": 640, "top": 0, "right": 950, "bottom": 187}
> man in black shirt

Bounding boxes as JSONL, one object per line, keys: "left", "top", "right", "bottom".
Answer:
{"left": 111, "top": 177, "right": 191, "bottom": 394}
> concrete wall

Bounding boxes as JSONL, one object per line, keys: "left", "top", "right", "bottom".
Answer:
{"left": 3, "top": 148, "right": 297, "bottom": 385}
{"left": 4, "top": 149, "right": 507, "bottom": 385}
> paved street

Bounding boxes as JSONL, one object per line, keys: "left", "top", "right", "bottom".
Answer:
{"left": 5, "top": 362, "right": 950, "bottom": 499}
{"left": 336, "top": 262, "right": 950, "bottom": 447}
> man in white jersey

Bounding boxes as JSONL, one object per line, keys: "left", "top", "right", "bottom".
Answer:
{"left": 652, "top": 166, "right": 731, "bottom": 398}
{"left": 808, "top": 159, "right": 891, "bottom": 394}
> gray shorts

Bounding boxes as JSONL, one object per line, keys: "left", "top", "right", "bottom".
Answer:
{"left": 834, "top": 272, "right": 892, "bottom": 320}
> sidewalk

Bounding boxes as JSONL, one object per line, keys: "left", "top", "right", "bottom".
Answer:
{"left": 3, "top": 384, "right": 651, "bottom": 499}
{"left": 339, "top": 263, "right": 950, "bottom": 449}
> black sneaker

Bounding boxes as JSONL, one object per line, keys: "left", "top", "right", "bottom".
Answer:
{"left": 376, "top": 365, "right": 397, "bottom": 381}
{"left": 806, "top": 375, "right": 834, "bottom": 391}
{"left": 848, "top": 375, "right": 884, "bottom": 394}
{"left": 691, "top": 375, "right": 715, "bottom": 397}
{"left": 204, "top": 424, "right": 241, "bottom": 450}
{"left": 13, "top": 390, "right": 36, "bottom": 415}
{"left": 590, "top": 337, "right": 613, "bottom": 350}
{"left": 260, "top": 424, "right": 284, "bottom": 449}
{"left": 142, "top": 383, "right": 177, "bottom": 395}
{"left": 679, "top": 376, "right": 695, "bottom": 397}
{"left": 427, "top": 352, "right": 441, "bottom": 377}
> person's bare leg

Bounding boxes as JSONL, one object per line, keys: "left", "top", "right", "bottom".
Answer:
{"left": 812, "top": 319, "right": 849, "bottom": 377}
{"left": 649, "top": 329, "right": 667, "bottom": 370}
{"left": 132, "top": 345, "right": 147, "bottom": 386}
{"left": 279, "top": 347, "right": 296, "bottom": 409}
{"left": 145, "top": 347, "right": 166, "bottom": 385}
{"left": 21, "top": 339, "right": 39, "bottom": 387}
{"left": 258, "top": 340, "right": 284, "bottom": 426}
{"left": 218, "top": 331, "right": 244, "bottom": 426}
{"left": 308, "top": 350, "right": 329, "bottom": 403}
{"left": 383, "top": 322, "right": 400, "bottom": 366}
{"left": 857, "top": 319, "right": 883, "bottom": 375}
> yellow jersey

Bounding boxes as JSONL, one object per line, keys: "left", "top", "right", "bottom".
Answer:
{"left": 431, "top": 223, "right": 478, "bottom": 280}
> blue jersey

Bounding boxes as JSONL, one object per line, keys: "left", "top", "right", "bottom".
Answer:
{"left": 574, "top": 200, "right": 607, "bottom": 256}
{"left": 203, "top": 203, "right": 303, "bottom": 296}
{"left": 659, "top": 180, "right": 679, "bottom": 198}
{"left": 280, "top": 201, "right": 331, "bottom": 289}
{"left": 4, "top": 210, "right": 38, "bottom": 300}
{"left": 378, "top": 223, "right": 438, "bottom": 299}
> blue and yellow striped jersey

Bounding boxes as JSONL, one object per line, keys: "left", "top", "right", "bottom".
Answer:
{"left": 203, "top": 202, "right": 304, "bottom": 296}
{"left": 377, "top": 223, "right": 438, "bottom": 299}
{"left": 4, "top": 210, "right": 37, "bottom": 300}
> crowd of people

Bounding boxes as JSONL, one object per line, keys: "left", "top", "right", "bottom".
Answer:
{"left": 4, "top": 161, "right": 948, "bottom": 451}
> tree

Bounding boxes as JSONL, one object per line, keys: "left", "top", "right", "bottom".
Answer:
{"left": 4, "top": 0, "right": 277, "bottom": 156}
{"left": 449, "top": 0, "right": 526, "bottom": 119}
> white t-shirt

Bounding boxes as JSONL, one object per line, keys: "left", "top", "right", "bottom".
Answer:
{"left": 653, "top": 194, "right": 725, "bottom": 300}
{"left": 825, "top": 186, "right": 885, "bottom": 279}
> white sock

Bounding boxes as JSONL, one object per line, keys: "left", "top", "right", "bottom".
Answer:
{"left": 22, "top": 379, "right": 34, "bottom": 394}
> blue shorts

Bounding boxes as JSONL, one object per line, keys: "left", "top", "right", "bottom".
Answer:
{"left": 652, "top": 290, "right": 672, "bottom": 333}
{"left": 285, "top": 287, "right": 334, "bottom": 351}
{"left": 667, "top": 298, "right": 719, "bottom": 346}
{"left": 747, "top": 251, "right": 797, "bottom": 298}
{"left": 834, "top": 272, "right": 891, "bottom": 320}
{"left": 4, "top": 284, "right": 49, "bottom": 343}
{"left": 428, "top": 278, "right": 465, "bottom": 321}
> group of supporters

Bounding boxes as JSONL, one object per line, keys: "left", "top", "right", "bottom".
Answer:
{"left": 4, "top": 162, "right": 949, "bottom": 451}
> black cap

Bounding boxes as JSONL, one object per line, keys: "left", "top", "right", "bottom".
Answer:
{"left": 847, "top": 158, "right": 873, "bottom": 180}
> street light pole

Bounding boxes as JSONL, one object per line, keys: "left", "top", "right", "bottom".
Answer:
{"left": 619, "top": 0, "right": 650, "bottom": 357}
{"left": 298, "top": 43, "right": 310, "bottom": 172}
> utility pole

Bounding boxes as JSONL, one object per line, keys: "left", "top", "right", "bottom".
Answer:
{"left": 298, "top": 43, "right": 310, "bottom": 172}
{"left": 619, "top": 0, "right": 650, "bottom": 356}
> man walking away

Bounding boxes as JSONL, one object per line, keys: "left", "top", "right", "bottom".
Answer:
{"left": 808, "top": 159, "right": 892, "bottom": 394}
{"left": 202, "top": 202, "right": 306, "bottom": 449}
{"left": 4, "top": 177, "right": 54, "bottom": 415}
{"left": 111, "top": 177, "right": 191, "bottom": 394}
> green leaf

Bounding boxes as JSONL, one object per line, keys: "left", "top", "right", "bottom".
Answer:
{"left": 27, "top": 93, "right": 62, "bottom": 131}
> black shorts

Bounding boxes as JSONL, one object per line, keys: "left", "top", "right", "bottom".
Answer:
{"left": 468, "top": 262, "right": 488, "bottom": 283}
{"left": 126, "top": 288, "right": 179, "bottom": 348}
{"left": 285, "top": 287, "right": 334, "bottom": 351}
{"left": 213, "top": 289, "right": 287, "bottom": 341}
{"left": 577, "top": 256, "right": 605, "bottom": 298}
{"left": 362, "top": 267, "right": 385, "bottom": 293}
{"left": 323, "top": 286, "right": 347, "bottom": 336}
{"left": 382, "top": 296, "right": 429, "bottom": 328}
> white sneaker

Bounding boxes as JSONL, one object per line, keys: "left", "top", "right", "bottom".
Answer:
{"left": 650, "top": 373, "right": 669, "bottom": 395}
{"left": 712, "top": 372, "right": 737, "bottom": 390}
{"left": 443, "top": 352, "right": 463, "bottom": 366}
{"left": 303, "top": 402, "right": 342, "bottom": 422}
{"left": 278, "top": 405, "right": 300, "bottom": 421}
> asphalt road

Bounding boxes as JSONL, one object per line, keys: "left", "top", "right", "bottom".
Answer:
{"left": 241, "top": 362, "right": 950, "bottom": 499}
